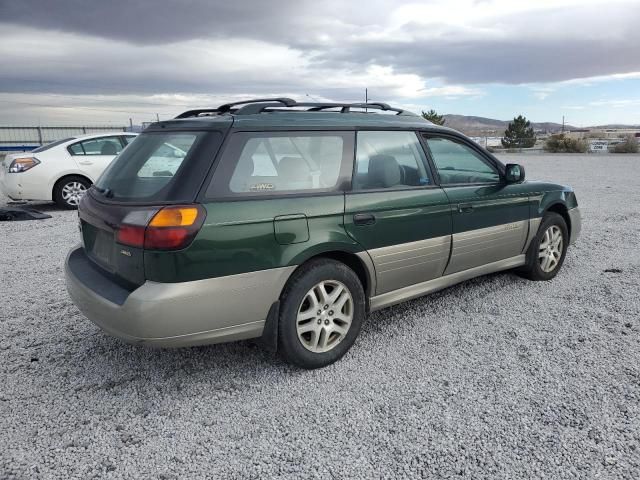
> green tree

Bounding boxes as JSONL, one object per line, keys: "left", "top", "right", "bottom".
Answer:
{"left": 502, "top": 115, "right": 536, "bottom": 148}
{"left": 421, "top": 109, "right": 445, "bottom": 126}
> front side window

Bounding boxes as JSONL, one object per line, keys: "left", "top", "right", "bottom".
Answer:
{"left": 424, "top": 136, "right": 500, "bottom": 184}
{"left": 209, "top": 132, "right": 353, "bottom": 196}
{"left": 68, "top": 137, "right": 123, "bottom": 156}
{"left": 354, "top": 131, "right": 431, "bottom": 190}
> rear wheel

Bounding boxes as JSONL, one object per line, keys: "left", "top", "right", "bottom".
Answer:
{"left": 278, "top": 259, "right": 365, "bottom": 369}
{"left": 519, "top": 212, "right": 568, "bottom": 281}
{"left": 53, "top": 175, "right": 90, "bottom": 209}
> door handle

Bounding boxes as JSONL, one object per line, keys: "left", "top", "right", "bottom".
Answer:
{"left": 78, "top": 161, "right": 93, "bottom": 165}
{"left": 353, "top": 213, "right": 376, "bottom": 226}
{"left": 458, "top": 203, "right": 474, "bottom": 213}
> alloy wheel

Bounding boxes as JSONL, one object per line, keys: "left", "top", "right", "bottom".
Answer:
{"left": 61, "top": 181, "right": 87, "bottom": 207}
{"left": 538, "top": 225, "right": 563, "bottom": 273}
{"left": 296, "top": 280, "right": 354, "bottom": 353}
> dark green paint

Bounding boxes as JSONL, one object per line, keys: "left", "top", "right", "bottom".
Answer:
{"left": 442, "top": 183, "right": 531, "bottom": 233}
{"left": 144, "top": 195, "right": 359, "bottom": 283}
{"left": 274, "top": 214, "right": 310, "bottom": 245}
{"left": 141, "top": 112, "right": 579, "bottom": 284}
{"left": 344, "top": 189, "right": 451, "bottom": 249}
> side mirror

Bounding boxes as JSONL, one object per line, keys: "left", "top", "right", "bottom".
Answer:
{"left": 505, "top": 163, "right": 525, "bottom": 183}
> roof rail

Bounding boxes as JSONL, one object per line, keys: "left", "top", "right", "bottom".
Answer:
{"left": 175, "top": 98, "right": 417, "bottom": 118}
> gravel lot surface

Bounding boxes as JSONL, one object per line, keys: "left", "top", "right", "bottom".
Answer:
{"left": 1, "top": 154, "right": 639, "bottom": 479}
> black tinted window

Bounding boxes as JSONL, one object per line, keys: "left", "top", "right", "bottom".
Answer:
{"left": 95, "top": 131, "right": 207, "bottom": 201}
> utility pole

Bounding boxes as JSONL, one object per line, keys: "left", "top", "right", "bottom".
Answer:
{"left": 365, "top": 88, "right": 368, "bottom": 112}
{"left": 129, "top": 117, "right": 133, "bottom": 132}
{"left": 156, "top": 113, "right": 160, "bottom": 122}
{"left": 562, "top": 115, "right": 565, "bottom": 133}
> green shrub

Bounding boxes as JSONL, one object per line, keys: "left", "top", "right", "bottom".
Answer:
{"left": 613, "top": 136, "right": 639, "bottom": 153}
{"left": 544, "top": 134, "right": 588, "bottom": 153}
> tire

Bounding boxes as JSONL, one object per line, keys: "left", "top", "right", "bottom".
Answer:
{"left": 518, "top": 212, "right": 569, "bottom": 281}
{"left": 53, "top": 176, "right": 91, "bottom": 209}
{"left": 278, "top": 259, "right": 366, "bottom": 369}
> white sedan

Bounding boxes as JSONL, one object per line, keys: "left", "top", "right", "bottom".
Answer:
{"left": 0, "top": 132, "right": 137, "bottom": 208}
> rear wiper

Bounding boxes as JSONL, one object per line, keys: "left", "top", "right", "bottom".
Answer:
{"left": 93, "top": 185, "right": 114, "bottom": 198}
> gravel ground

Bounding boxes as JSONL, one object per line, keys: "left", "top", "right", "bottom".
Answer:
{"left": 1, "top": 154, "right": 639, "bottom": 479}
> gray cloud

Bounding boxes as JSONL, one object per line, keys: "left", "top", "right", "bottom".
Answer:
{"left": 0, "top": 0, "right": 639, "bottom": 101}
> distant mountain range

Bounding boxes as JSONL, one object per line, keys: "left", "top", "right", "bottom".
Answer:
{"left": 441, "top": 115, "right": 574, "bottom": 135}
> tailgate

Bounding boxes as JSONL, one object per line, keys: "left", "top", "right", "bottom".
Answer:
{"left": 79, "top": 193, "right": 154, "bottom": 287}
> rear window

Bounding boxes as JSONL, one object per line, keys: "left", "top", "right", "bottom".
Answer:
{"left": 31, "top": 137, "right": 75, "bottom": 153}
{"left": 94, "top": 131, "right": 205, "bottom": 201}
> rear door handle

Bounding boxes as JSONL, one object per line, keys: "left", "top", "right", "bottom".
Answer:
{"left": 353, "top": 213, "right": 376, "bottom": 226}
{"left": 78, "top": 161, "right": 93, "bottom": 165}
{"left": 458, "top": 203, "right": 474, "bottom": 213}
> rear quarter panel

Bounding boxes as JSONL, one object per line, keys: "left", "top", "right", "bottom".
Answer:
{"left": 144, "top": 194, "right": 360, "bottom": 283}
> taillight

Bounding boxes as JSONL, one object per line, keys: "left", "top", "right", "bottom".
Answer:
{"left": 9, "top": 157, "right": 40, "bottom": 173}
{"left": 116, "top": 205, "right": 206, "bottom": 251}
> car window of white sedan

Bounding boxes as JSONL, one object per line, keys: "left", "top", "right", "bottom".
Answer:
{"left": 68, "top": 137, "right": 124, "bottom": 156}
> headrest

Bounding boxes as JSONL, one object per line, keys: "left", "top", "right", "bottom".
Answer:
{"left": 100, "top": 142, "right": 118, "bottom": 155}
{"left": 278, "top": 156, "right": 309, "bottom": 179}
{"left": 367, "top": 154, "right": 401, "bottom": 188}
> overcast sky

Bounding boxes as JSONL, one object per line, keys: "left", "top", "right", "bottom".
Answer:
{"left": 0, "top": 0, "right": 639, "bottom": 126}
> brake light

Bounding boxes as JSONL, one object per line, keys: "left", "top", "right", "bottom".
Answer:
{"left": 116, "top": 205, "right": 206, "bottom": 251}
{"left": 116, "top": 225, "right": 146, "bottom": 248}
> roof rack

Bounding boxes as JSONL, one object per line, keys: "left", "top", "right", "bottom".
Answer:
{"left": 175, "top": 98, "right": 417, "bottom": 118}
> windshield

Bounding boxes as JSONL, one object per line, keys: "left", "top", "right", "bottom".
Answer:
{"left": 94, "top": 131, "right": 203, "bottom": 201}
{"left": 32, "top": 137, "right": 76, "bottom": 153}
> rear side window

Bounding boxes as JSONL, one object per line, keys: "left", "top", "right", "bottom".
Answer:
{"left": 208, "top": 131, "right": 354, "bottom": 197}
{"left": 353, "top": 131, "right": 431, "bottom": 190}
{"left": 68, "top": 137, "right": 123, "bottom": 156}
{"left": 94, "top": 131, "right": 207, "bottom": 201}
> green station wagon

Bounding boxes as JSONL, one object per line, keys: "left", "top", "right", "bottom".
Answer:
{"left": 65, "top": 98, "right": 581, "bottom": 369}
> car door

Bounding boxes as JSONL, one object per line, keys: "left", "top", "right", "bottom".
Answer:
{"left": 68, "top": 136, "right": 125, "bottom": 181}
{"left": 344, "top": 131, "right": 452, "bottom": 295}
{"left": 421, "top": 134, "right": 530, "bottom": 275}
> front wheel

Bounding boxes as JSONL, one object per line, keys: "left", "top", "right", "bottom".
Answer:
{"left": 518, "top": 212, "right": 569, "bottom": 281}
{"left": 278, "top": 259, "right": 366, "bottom": 369}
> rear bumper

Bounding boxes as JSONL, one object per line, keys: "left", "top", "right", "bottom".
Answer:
{"left": 64, "top": 246, "right": 295, "bottom": 347}
{"left": 568, "top": 207, "right": 582, "bottom": 245}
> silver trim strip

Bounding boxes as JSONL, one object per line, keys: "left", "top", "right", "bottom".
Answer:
{"left": 522, "top": 217, "right": 542, "bottom": 253}
{"left": 370, "top": 254, "right": 526, "bottom": 311}
{"left": 367, "top": 235, "right": 451, "bottom": 294}
{"left": 444, "top": 220, "right": 528, "bottom": 275}
{"left": 568, "top": 207, "right": 581, "bottom": 245}
{"left": 355, "top": 250, "right": 377, "bottom": 297}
